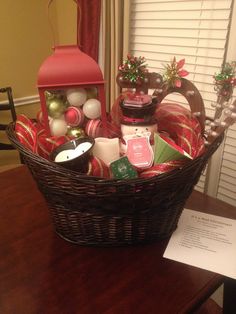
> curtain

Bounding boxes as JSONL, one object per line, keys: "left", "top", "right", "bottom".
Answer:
{"left": 77, "top": 0, "right": 101, "bottom": 62}
{"left": 101, "top": 0, "right": 130, "bottom": 110}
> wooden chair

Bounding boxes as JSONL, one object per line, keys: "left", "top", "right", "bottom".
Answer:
{"left": 0, "top": 87, "right": 17, "bottom": 150}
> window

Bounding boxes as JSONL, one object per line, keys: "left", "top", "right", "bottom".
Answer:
{"left": 130, "top": 0, "right": 236, "bottom": 205}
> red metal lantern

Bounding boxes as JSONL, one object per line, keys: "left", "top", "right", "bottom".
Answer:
{"left": 37, "top": 1, "right": 107, "bottom": 137}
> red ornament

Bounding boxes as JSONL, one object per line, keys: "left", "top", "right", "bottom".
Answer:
{"left": 85, "top": 119, "right": 103, "bottom": 138}
{"left": 64, "top": 106, "right": 84, "bottom": 127}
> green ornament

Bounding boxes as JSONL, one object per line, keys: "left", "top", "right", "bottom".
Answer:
{"left": 47, "top": 98, "right": 67, "bottom": 118}
{"left": 67, "top": 126, "right": 85, "bottom": 138}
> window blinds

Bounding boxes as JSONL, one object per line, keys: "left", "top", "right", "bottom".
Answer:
{"left": 130, "top": 0, "right": 234, "bottom": 197}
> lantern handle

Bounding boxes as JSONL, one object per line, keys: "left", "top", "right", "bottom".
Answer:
{"left": 47, "top": 0, "right": 81, "bottom": 47}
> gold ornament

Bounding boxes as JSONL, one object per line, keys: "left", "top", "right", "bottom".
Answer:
{"left": 67, "top": 126, "right": 85, "bottom": 138}
{"left": 46, "top": 91, "right": 68, "bottom": 118}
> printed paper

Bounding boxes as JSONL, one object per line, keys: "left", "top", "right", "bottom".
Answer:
{"left": 164, "top": 208, "right": 236, "bottom": 279}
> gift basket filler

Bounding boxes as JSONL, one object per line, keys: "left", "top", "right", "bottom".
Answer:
{"left": 7, "top": 2, "right": 236, "bottom": 246}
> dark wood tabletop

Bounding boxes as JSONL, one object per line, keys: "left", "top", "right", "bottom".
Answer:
{"left": 0, "top": 166, "right": 235, "bottom": 314}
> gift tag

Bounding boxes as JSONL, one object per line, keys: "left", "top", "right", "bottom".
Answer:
{"left": 110, "top": 156, "right": 138, "bottom": 179}
{"left": 124, "top": 133, "right": 154, "bottom": 169}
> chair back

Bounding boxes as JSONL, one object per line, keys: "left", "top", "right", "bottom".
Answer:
{"left": 0, "top": 87, "right": 17, "bottom": 150}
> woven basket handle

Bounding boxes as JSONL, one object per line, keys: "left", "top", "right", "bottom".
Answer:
{"left": 116, "top": 73, "right": 206, "bottom": 134}
{"left": 153, "top": 78, "right": 206, "bottom": 134}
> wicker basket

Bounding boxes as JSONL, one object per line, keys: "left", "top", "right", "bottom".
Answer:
{"left": 7, "top": 122, "right": 223, "bottom": 246}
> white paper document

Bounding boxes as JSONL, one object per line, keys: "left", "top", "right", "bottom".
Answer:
{"left": 164, "top": 208, "right": 236, "bottom": 279}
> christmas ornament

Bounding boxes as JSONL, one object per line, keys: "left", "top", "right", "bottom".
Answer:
{"left": 213, "top": 61, "right": 236, "bottom": 101}
{"left": 47, "top": 93, "right": 67, "bottom": 118}
{"left": 85, "top": 119, "right": 103, "bottom": 138}
{"left": 209, "top": 61, "right": 236, "bottom": 123}
{"left": 83, "top": 98, "right": 101, "bottom": 119}
{"left": 118, "top": 54, "right": 148, "bottom": 84}
{"left": 66, "top": 88, "right": 87, "bottom": 107}
{"left": 64, "top": 106, "right": 84, "bottom": 127}
{"left": 163, "top": 57, "right": 189, "bottom": 88}
{"left": 86, "top": 87, "right": 98, "bottom": 99}
{"left": 49, "top": 118, "right": 68, "bottom": 136}
{"left": 67, "top": 126, "right": 85, "bottom": 138}
{"left": 86, "top": 156, "right": 110, "bottom": 178}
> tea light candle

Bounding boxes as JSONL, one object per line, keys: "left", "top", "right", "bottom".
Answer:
{"left": 55, "top": 141, "right": 93, "bottom": 162}
{"left": 92, "top": 137, "right": 120, "bottom": 165}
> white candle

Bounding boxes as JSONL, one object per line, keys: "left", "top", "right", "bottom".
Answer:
{"left": 74, "top": 142, "right": 93, "bottom": 155}
{"left": 55, "top": 142, "right": 93, "bottom": 162}
{"left": 55, "top": 149, "right": 77, "bottom": 162}
{"left": 92, "top": 137, "right": 120, "bottom": 165}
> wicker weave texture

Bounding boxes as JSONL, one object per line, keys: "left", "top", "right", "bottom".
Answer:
{"left": 7, "top": 123, "right": 223, "bottom": 246}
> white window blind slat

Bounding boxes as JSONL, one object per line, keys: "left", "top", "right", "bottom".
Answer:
{"left": 131, "top": 19, "right": 229, "bottom": 30}
{"left": 132, "top": 0, "right": 231, "bottom": 11}
{"left": 131, "top": 28, "right": 228, "bottom": 40}
{"left": 220, "top": 173, "right": 236, "bottom": 185}
{"left": 131, "top": 43, "right": 225, "bottom": 59}
{"left": 132, "top": 10, "right": 230, "bottom": 20}
{"left": 218, "top": 187, "right": 236, "bottom": 200}
{"left": 131, "top": 36, "right": 226, "bottom": 50}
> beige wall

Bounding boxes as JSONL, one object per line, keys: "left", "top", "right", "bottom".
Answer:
{"left": 0, "top": 1, "right": 58, "bottom": 99}
{"left": 0, "top": 1, "right": 77, "bottom": 167}
{"left": 54, "top": 0, "right": 77, "bottom": 45}
{"left": 0, "top": 1, "right": 77, "bottom": 100}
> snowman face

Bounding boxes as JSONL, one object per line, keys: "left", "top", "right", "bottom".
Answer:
{"left": 121, "top": 124, "right": 158, "bottom": 138}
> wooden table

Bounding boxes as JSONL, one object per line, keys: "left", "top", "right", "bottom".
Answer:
{"left": 0, "top": 166, "right": 235, "bottom": 314}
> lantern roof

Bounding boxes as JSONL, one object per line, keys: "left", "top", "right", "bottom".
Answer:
{"left": 37, "top": 45, "right": 105, "bottom": 88}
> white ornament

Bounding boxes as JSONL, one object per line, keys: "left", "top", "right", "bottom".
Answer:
{"left": 66, "top": 88, "right": 87, "bottom": 107}
{"left": 83, "top": 98, "right": 101, "bottom": 119}
{"left": 50, "top": 118, "right": 68, "bottom": 136}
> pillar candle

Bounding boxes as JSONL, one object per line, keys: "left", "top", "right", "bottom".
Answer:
{"left": 92, "top": 137, "right": 120, "bottom": 165}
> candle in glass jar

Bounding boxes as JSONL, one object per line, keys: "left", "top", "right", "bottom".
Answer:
{"left": 92, "top": 137, "right": 120, "bottom": 165}
{"left": 55, "top": 141, "right": 93, "bottom": 162}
